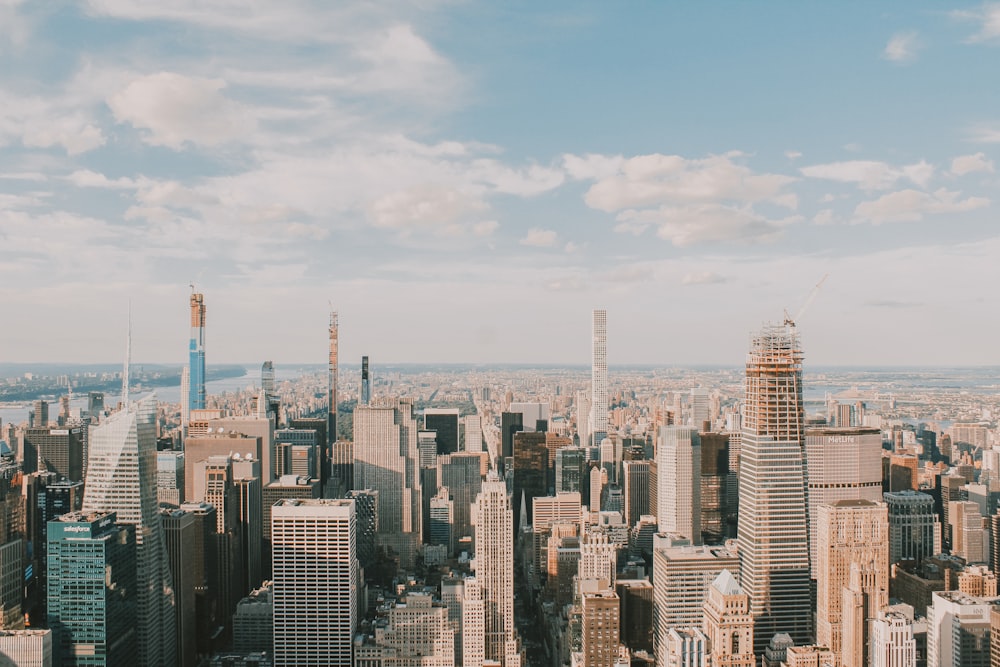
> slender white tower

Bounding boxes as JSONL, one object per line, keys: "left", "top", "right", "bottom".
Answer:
{"left": 590, "top": 309, "right": 608, "bottom": 446}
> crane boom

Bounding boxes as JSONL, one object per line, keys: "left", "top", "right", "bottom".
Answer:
{"left": 785, "top": 274, "right": 829, "bottom": 327}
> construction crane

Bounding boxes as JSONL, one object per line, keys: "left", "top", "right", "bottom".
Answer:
{"left": 784, "top": 274, "right": 828, "bottom": 327}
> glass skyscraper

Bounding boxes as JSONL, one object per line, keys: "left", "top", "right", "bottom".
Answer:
{"left": 82, "top": 396, "right": 176, "bottom": 665}
{"left": 188, "top": 292, "right": 206, "bottom": 413}
{"left": 47, "top": 511, "right": 137, "bottom": 666}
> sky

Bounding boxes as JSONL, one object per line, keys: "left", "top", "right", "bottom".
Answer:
{"left": 2, "top": 1, "right": 1000, "bottom": 367}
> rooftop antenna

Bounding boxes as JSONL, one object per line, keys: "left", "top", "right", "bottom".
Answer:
{"left": 122, "top": 300, "right": 132, "bottom": 413}
{"left": 784, "top": 274, "right": 829, "bottom": 327}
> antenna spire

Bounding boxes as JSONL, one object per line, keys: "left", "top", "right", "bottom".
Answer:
{"left": 122, "top": 301, "right": 132, "bottom": 413}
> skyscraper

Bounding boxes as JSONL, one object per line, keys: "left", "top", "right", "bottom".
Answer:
{"left": 47, "top": 511, "right": 136, "bottom": 666}
{"left": 425, "top": 408, "right": 461, "bottom": 455}
{"left": 702, "top": 570, "right": 755, "bottom": 667}
{"left": 737, "top": 322, "right": 812, "bottom": 651}
{"left": 82, "top": 396, "right": 176, "bottom": 665}
{"left": 188, "top": 292, "right": 206, "bottom": 413}
{"left": 591, "top": 309, "right": 608, "bottom": 446}
{"left": 328, "top": 310, "right": 338, "bottom": 444}
{"left": 804, "top": 427, "right": 883, "bottom": 578}
{"left": 622, "top": 459, "right": 650, "bottom": 528}
{"left": 657, "top": 426, "right": 701, "bottom": 542}
{"left": 352, "top": 400, "right": 422, "bottom": 566}
{"left": 815, "top": 500, "right": 888, "bottom": 666}
{"left": 884, "top": 490, "right": 940, "bottom": 565}
{"left": 271, "top": 499, "right": 357, "bottom": 667}
{"left": 474, "top": 473, "right": 518, "bottom": 667}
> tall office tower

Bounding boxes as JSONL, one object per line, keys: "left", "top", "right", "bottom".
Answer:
{"left": 157, "top": 450, "right": 185, "bottom": 505}
{"left": 869, "top": 608, "right": 917, "bottom": 667}
{"left": 271, "top": 499, "right": 358, "bottom": 667}
{"left": 949, "top": 501, "right": 987, "bottom": 564}
{"left": 885, "top": 491, "right": 940, "bottom": 565}
{"left": 623, "top": 459, "right": 650, "bottom": 528}
{"left": 617, "top": 579, "right": 654, "bottom": 653}
{"left": 804, "top": 427, "right": 883, "bottom": 578}
{"left": 425, "top": 408, "right": 461, "bottom": 455}
{"left": 329, "top": 439, "right": 354, "bottom": 499}
{"left": 87, "top": 392, "right": 104, "bottom": 421}
{"left": 261, "top": 476, "right": 321, "bottom": 576}
{"left": 328, "top": 310, "right": 338, "bottom": 444}
{"left": 430, "top": 487, "right": 455, "bottom": 552}
{"left": 48, "top": 512, "right": 137, "bottom": 666}
{"left": 31, "top": 400, "right": 48, "bottom": 429}
{"left": 441, "top": 578, "right": 464, "bottom": 666}
{"left": 580, "top": 580, "right": 621, "bottom": 667}
{"left": 556, "top": 447, "right": 587, "bottom": 494}
{"left": 699, "top": 430, "right": 729, "bottom": 543}
{"left": 702, "top": 570, "right": 755, "bottom": 667}
{"left": 653, "top": 543, "right": 740, "bottom": 652}
{"left": 438, "top": 453, "right": 483, "bottom": 553}
{"left": 591, "top": 309, "right": 608, "bottom": 446}
{"left": 657, "top": 426, "right": 702, "bottom": 543}
{"left": 500, "top": 412, "right": 524, "bottom": 461}
{"left": 199, "top": 456, "right": 244, "bottom": 615}
{"left": 737, "top": 322, "right": 811, "bottom": 651}
{"left": 82, "top": 396, "right": 176, "bottom": 665}
{"left": 161, "top": 507, "right": 198, "bottom": 667}
{"left": 189, "top": 291, "right": 207, "bottom": 413}
{"left": 0, "top": 455, "right": 24, "bottom": 630}
{"left": 418, "top": 430, "right": 439, "bottom": 544}
{"left": 361, "top": 356, "right": 371, "bottom": 406}
{"left": 353, "top": 400, "right": 422, "bottom": 566}
{"left": 177, "top": 502, "right": 222, "bottom": 656}
{"left": 22, "top": 425, "right": 84, "bottom": 481}
{"left": 691, "top": 387, "right": 710, "bottom": 427}
{"left": 462, "top": 578, "right": 486, "bottom": 667}
{"left": 346, "top": 489, "right": 379, "bottom": 568}
{"left": 590, "top": 465, "right": 605, "bottom": 514}
{"left": 512, "top": 432, "right": 547, "bottom": 529}
{"left": 464, "top": 415, "right": 484, "bottom": 453}
{"left": 926, "top": 591, "right": 993, "bottom": 667}
{"left": 474, "top": 473, "right": 517, "bottom": 666}
{"left": 816, "top": 500, "right": 889, "bottom": 664}
{"left": 231, "top": 456, "right": 262, "bottom": 595}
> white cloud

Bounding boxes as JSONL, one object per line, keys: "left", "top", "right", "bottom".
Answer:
{"left": 67, "top": 169, "right": 138, "bottom": 189}
{"left": 853, "top": 188, "right": 989, "bottom": 224}
{"left": 0, "top": 91, "right": 106, "bottom": 155}
{"left": 967, "top": 125, "right": 1000, "bottom": 143}
{"left": 952, "top": 5, "right": 1000, "bottom": 43}
{"left": 682, "top": 271, "right": 728, "bottom": 286}
{"left": 562, "top": 153, "right": 625, "bottom": 180}
{"left": 800, "top": 159, "right": 933, "bottom": 190}
{"left": 617, "top": 204, "right": 795, "bottom": 247}
{"left": 883, "top": 31, "right": 921, "bottom": 63}
{"left": 108, "top": 72, "right": 255, "bottom": 149}
{"left": 519, "top": 228, "right": 558, "bottom": 247}
{"left": 813, "top": 209, "right": 836, "bottom": 226}
{"left": 950, "top": 152, "right": 995, "bottom": 176}
{"left": 581, "top": 152, "right": 796, "bottom": 213}
{"left": 785, "top": 150, "right": 802, "bottom": 160}
{"left": 601, "top": 265, "right": 654, "bottom": 284}
{"left": 368, "top": 185, "right": 488, "bottom": 236}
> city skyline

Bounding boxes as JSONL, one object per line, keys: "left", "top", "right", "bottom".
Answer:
{"left": 2, "top": 3, "right": 1000, "bottom": 366}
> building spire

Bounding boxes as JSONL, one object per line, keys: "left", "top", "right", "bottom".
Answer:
{"left": 122, "top": 300, "right": 131, "bottom": 413}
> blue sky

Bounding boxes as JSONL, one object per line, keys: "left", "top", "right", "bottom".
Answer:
{"left": 2, "top": 1, "right": 1000, "bottom": 366}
